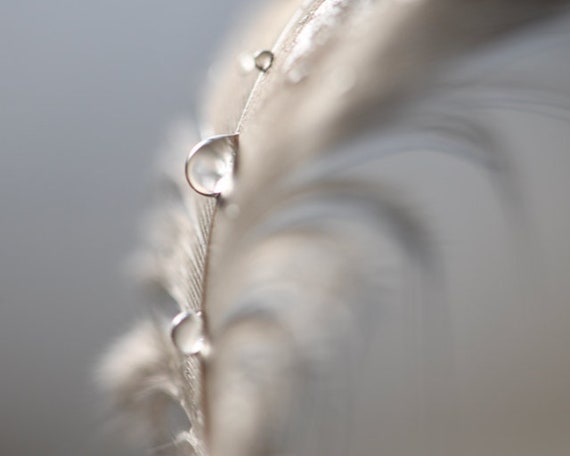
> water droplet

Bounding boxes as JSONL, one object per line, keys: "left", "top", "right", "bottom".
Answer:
{"left": 254, "top": 50, "right": 274, "bottom": 72}
{"left": 185, "top": 134, "right": 239, "bottom": 197}
{"left": 170, "top": 311, "right": 206, "bottom": 355}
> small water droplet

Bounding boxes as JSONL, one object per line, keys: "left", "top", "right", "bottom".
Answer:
{"left": 185, "top": 134, "right": 239, "bottom": 197}
{"left": 254, "top": 50, "right": 274, "bottom": 72}
{"left": 170, "top": 311, "right": 206, "bottom": 355}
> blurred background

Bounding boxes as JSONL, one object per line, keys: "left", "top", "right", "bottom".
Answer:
{"left": 0, "top": 1, "right": 241, "bottom": 454}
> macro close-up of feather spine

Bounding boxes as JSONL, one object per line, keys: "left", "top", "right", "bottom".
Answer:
{"left": 2, "top": 1, "right": 570, "bottom": 455}
{"left": 100, "top": 1, "right": 570, "bottom": 454}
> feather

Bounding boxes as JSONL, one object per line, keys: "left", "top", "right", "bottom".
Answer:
{"left": 102, "top": 1, "right": 570, "bottom": 455}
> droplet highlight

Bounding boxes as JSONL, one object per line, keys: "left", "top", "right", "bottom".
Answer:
{"left": 254, "top": 50, "right": 274, "bottom": 72}
{"left": 185, "top": 134, "right": 239, "bottom": 197}
{"left": 170, "top": 311, "right": 206, "bottom": 355}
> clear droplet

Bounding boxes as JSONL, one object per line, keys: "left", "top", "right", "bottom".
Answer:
{"left": 170, "top": 311, "right": 206, "bottom": 355}
{"left": 185, "top": 134, "right": 238, "bottom": 197}
{"left": 254, "top": 50, "right": 274, "bottom": 72}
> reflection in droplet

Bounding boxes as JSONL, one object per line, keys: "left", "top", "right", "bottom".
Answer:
{"left": 254, "top": 50, "right": 274, "bottom": 72}
{"left": 185, "top": 134, "right": 239, "bottom": 197}
{"left": 170, "top": 311, "right": 206, "bottom": 355}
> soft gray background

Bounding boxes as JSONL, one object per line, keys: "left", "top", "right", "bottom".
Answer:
{"left": 0, "top": 1, "right": 241, "bottom": 454}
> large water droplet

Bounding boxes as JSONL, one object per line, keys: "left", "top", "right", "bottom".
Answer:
{"left": 185, "top": 134, "right": 239, "bottom": 197}
{"left": 254, "top": 50, "right": 274, "bottom": 72}
{"left": 170, "top": 311, "right": 206, "bottom": 355}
